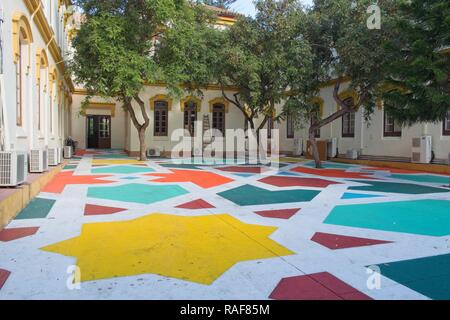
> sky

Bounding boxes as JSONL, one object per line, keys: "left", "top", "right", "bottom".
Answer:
{"left": 230, "top": 0, "right": 313, "bottom": 17}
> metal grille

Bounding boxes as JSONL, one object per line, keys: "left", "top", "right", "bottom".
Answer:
{"left": 30, "top": 149, "right": 43, "bottom": 172}
{"left": 412, "top": 138, "right": 421, "bottom": 148}
{"left": 0, "top": 152, "right": 12, "bottom": 185}
{"left": 412, "top": 152, "right": 421, "bottom": 162}
{"left": 48, "top": 148, "right": 57, "bottom": 166}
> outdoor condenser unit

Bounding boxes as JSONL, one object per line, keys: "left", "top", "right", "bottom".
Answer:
{"left": 29, "top": 149, "right": 48, "bottom": 173}
{"left": 411, "top": 136, "right": 432, "bottom": 164}
{"left": 293, "top": 138, "right": 303, "bottom": 156}
{"left": 0, "top": 151, "right": 28, "bottom": 186}
{"left": 48, "top": 148, "right": 61, "bottom": 166}
{"left": 63, "top": 146, "right": 73, "bottom": 159}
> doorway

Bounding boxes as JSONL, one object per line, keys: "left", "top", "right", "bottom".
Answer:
{"left": 87, "top": 115, "right": 111, "bottom": 149}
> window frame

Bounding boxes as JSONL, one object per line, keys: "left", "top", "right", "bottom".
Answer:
{"left": 211, "top": 103, "right": 225, "bottom": 136}
{"left": 286, "top": 113, "right": 294, "bottom": 139}
{"left": 341, "top": 112, "right": 355, "bottom": 138}
{"left": 153, "top": 100, "right": 169, "bottom": 137}
{"left": 443, "top": 110, "right": 450, "bottom": 136}
{"left": 383, "top": 110, "right": 402, "bottom": 137}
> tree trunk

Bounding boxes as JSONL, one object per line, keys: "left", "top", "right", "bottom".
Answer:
{"left": 309, "top": 127, "right": 322, "bottom": 168}
{"left": 123, "top": 96, "right": 149, "bottom": 161}
{"left": 138, "top": 127, "right": 147, "bottom": 161}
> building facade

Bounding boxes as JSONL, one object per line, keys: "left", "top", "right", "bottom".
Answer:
{"left": 1, "top": 1, "right": 449, "bottom": 164}
{"left": 0, "top": 0, "right": 73, "bottom": 155}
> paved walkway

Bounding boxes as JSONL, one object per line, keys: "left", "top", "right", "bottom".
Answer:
{"left": 1, "top": 150, "right": 450, "bottom": 299}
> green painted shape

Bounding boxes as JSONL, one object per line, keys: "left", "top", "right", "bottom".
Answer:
{"left": 391, "top": 174, "right": 450, "bottom": 185}
{"left": 304, "top": 161, "right": 356, "bottom": 169}
{"left": 15, "top": 198, "right": 56, "bottom": 220}
{"left": 349, "top": 180, "right": 449, "bottom": 194}
{"left": 160, "top": 163, "right": 204, "bottom": 170}
{"left": 87, "top": 183, "right": 188, "bottom": 204}
{"left": 63, "top": 165, "right": 77, "bottom": 170}
{"left": 91, "top": 165, "right": 154, "bottom": 174}
{"left": 374, "top": 253, "right": 450, "bottom": 300}
{"left": 324, "top": 200, "right": 450, "bottom": 236}
{"left": 218, "top": 184, "right": 320, "bottom": 206}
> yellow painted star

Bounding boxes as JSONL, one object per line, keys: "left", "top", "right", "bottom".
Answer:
{"left": 41, "top": 214, "right": 293, "bottom": 284}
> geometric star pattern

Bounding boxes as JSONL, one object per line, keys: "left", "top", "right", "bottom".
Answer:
{"left": 147, "top": 169, "right": 234, "bottom": 189}
{"left": 40, "top": 214, "right": 293, "bottom": 284}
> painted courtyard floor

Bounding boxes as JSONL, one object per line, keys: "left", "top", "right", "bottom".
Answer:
{"left": 1, "top": 150, "right": 450, "bottom": 300}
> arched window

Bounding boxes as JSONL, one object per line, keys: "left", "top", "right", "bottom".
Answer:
{"left": 12, "top": 13, "right": 33, "bottom": 127}
{"left": 48, "top": 67, "right": 57, "bottom": 134}
{"left": 154, "top": 101, "right": 169, "bottom": 136}
{"left": 212, "top": 103, "right": 225, "bottom": 135}
{"left": 36, "top": 49, "right": 48, "bottom": 132}
{"left": 341, "top": 97, "right": 355, "bottom": 138}
{"left": 181, "top": 96, "right": 201, "bottom": 137}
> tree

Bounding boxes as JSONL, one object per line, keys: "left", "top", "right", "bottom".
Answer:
{"left": 209, "top": 0, "right": 314, "bottom": 156}
{"left": 201, "top": 0, "right": 238, "bottom": 9}
{"left": 70, "top": 0, "right": 208, "bottom": 160}
{"left": 286, "top": 0, "right": 401, "bottom": 167}
{"left": 381, "top": 0, "right": 450, "bottom": 125}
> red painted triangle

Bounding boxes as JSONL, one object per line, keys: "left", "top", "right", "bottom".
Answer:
{"left": 311, "top": 232, "right": 391, "bottom": 250}
{"left": 84, "top": 204, "right": 127, "bottom": 216}
{"left": 0, "top": 269, "right": 11, "bottom": 290}
{"left": 176, "top": 199, "right": 215, "bottom": 210}
{"left": 0, "top": 227, "right": 39, "bottom": 242}
{"left": 254, "top": 208, "right": 300, "bottom": 219}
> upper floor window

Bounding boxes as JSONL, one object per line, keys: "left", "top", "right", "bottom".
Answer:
{"left": 443, "top": 110, "right": 450, "bottom": 136}
{"left": 184, "top": 101, "right": 198, "bottom": 137}
{"left": 342, "top": 112, "right": 355, "bottom": 138}
{"left": 154, "top": 101, "right": 168, "bottom": 136}
{"left": 212, "top": 104, "right": 225, "bottom": 136}
{"left": 383, "top": 110, "right": 402, "bottom": 137}
{"left": 286, "top": 114, "right": 294, "bottom": 139}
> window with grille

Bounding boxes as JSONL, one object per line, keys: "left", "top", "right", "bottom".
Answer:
{"left": 286, "top": 114, "right": 294, "bottom": 139}
{"left": 154, "top": 101, "right": 168, "bottom": 136}
{"left": 212, "top": 104, "right": 225, "bottom": 136}
{"left": 383, "top": 110, "right": 402, "bottom": 137}
{"left": 443, "top": 110, "right": 450, "bottom": 136}
{"left": 184, "top": 101, "right": 197, "bottom": 137}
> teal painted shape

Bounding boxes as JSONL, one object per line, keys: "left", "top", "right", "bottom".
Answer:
{"left": 93, "top": 154, "right": 130, "bottom": 159}
{"left": 341, "top": 192, "right": 383, "bottom": 199}
{"left": 87, "top": 183, "right": 188, "bottom": 204}
{"left": 15, "top": 198, "right": 56, "bottom": 219}
{"left": 324, "top": 199, "right": 450, "bottom": 236}
{"left": 218, "top": 184, "right": 320, "bottom": 206}
{"left": 160, "top": 163, "right": 203, "bottom": 170}
{"left": 121, "top": 176, "right": 139, "bottom": 180}
{"left": 391, "top": 174, "right": 450, "bottom": 185}
{"left": 349, "top": 180, "right": 449, "bottom": 194}
{"left": 277, "top": 171, "right": 302, "bottom": 177}
{"left": 233, "top": 173, "right": 254, "bottom": 178}
{"left": 91, "top": 165, "right": 155, "bottom": 174}
{"left": 374, "top": 253, "right": 450, "bottom": 300}
{"left": 63, "top": 165, "right": 77, "bottom": 170}
{"left": 304, "top": 161, "right": 356, "bottom": 169}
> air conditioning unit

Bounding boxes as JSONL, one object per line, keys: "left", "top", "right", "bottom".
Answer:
{"left": 346, "top": 149, "right": 358, "bottom": 160}
{"left": 63, "top": 146, "right": 72, "bottom": 159}
{"left": 0, "top": 151, "right": 28, "bottom": 186}
{"left": 448, "top": 152, "right": 450, "bottom": 166}
{"left": 327, "top": 137, "right": 338, "bottom": 158}
{"left": 147, "top": 147, "right": 161, "bottom": 157}
{"left": 48, "top": 148, "right": 61, "bottom": 166}
{"left": 293, "top": 138, "right": 303, "bottom": 156}
{"left": 412, "top": 136, "right": 432, "bottom": 164}
{"left": 29, "top": 149, "right": 48, "bottom": 173}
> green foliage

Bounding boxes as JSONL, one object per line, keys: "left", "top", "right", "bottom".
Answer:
{"left": 209, "top": 0, "right": 315, "bottom": 126}
{"left": 201, "top": 0, "right": 237, "bottom": 9}
{"left": 381, "top": 0, "right": 450, "bottom": 125}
